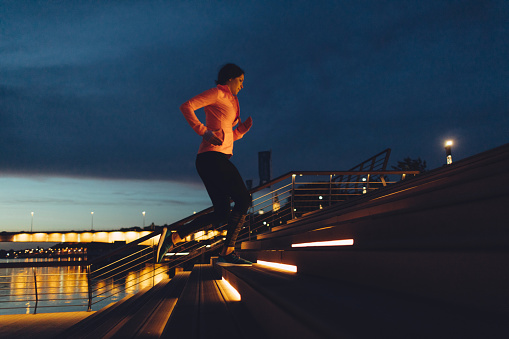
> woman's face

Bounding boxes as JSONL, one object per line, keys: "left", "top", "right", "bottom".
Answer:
{"left": 227, "top": 74, "right": 244, "bottom": 95}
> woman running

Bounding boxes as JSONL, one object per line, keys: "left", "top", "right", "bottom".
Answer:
{"left": 157, "top": 63, "right": 253, "bottom": 265}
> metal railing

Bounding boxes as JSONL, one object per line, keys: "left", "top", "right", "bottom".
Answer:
{"left": 0, "top": 168, "right": 418, "bottom": 315}
{"left": 0, "top": 232, "right": 167, "bottom": 314}
{"left": 85, "top": 232, "right": 168, "bottom": 312}
{"left": 1, "top": 260, "right": 90, "bottom": 314}
{"left": 161, "top": 169, "right": 419, "bottom": 262}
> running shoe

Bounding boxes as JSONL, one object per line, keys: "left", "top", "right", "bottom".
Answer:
{"left": 217, "top": 252, "right": 252, "bottom": 266}
{"left": 156, "top": 227, "right": 173, "bottom": 263}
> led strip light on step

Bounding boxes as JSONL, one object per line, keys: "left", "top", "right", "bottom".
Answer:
{"left": 256, "top": 260, "right": 298, "bottom": 273}
{"left": 219, "top": 277, "right": 241, "bottom": 301}
{"left": 291, "top": 239, "right": 354, "bottom": 248}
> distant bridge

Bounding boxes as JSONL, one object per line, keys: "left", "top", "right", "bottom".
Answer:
{"left": 0, "top": 230, "right": 159, "bottom": 246}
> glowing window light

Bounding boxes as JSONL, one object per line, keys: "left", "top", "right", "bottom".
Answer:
{"left": 257, "top": 260, "right": 297, "bottom": 273}
{"left": 108, "top": 231, "right": 124, "bottom": 242}
{"left": 291, "top": 239, "right": 354, "bottom": 248}
{"left": 221, "top": 277, "right": 241, "bottom": 301}
{"left": 165, "top": 252, "right": 190, "bottom": 256}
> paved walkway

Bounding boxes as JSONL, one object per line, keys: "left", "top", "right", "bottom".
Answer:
{"left": 0, "top": 311, "right": 93, "bottom": 339}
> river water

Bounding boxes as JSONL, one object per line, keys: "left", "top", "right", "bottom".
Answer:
{"left": 0, "top": 258, "right": 169, "bottom": 315}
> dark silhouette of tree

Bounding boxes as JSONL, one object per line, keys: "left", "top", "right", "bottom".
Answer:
{"left": 391, "top": 157, "right": 427, "bottom": 173}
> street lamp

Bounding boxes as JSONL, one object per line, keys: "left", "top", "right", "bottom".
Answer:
{"left": 91, "top": 212, "right": 94, "bottom": 230}
{"left": 445, "top": 140, "right": 453, "bottom": 165}
{"left": 31, "top": 212, "right": 34, "bottom": 232}
{"left": 142, "top": 211, "right": 146, "bottom": 228}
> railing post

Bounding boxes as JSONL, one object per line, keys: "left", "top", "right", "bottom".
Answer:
{"left": 32, "top": 268, "right": 38, "bottom": 314}
{"left": 329, "top": 174, "right": 332, "bottom": 206}
{"left": 291, "top": 174, "right": 296, "bottom": 219}
{"left": 152, "top": 237, "right": 155, "bottom": 287}
{"left": 271, "top": 192, "right": 275, "bottom": 228}
{"left": 150, "top": 260, "right": 154, "bottom": 287}
{"left": 87, "top": 264, "right": 93, "bottom": 312}
{"left": 248, "top": 207, "right": 253, "bottom": 241}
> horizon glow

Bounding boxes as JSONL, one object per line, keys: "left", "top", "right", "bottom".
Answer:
{"left": 0, "top": 176, "right": 210, "bottom": 233}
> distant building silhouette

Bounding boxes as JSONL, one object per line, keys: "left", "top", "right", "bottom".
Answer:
{"left": 258, "top": 150, "right": 272, "bottom": 186}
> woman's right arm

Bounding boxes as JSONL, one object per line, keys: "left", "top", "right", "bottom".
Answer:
{"left": 179, "top": 88, "right": 218, "bottom": 136}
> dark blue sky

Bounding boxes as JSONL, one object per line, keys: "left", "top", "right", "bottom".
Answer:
{"left": 1, "top": 0, "right": 508, "bottom": 184}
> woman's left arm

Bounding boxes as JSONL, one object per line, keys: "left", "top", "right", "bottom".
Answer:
{"left": 233, "top": 116, "right": 253, "bottom": 140}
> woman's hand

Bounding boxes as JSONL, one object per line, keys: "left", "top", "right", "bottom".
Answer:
{"left": 203, "top": 129, "right": 224, "bottom": 145}
{"left": 237, "top": 116, "right": 253, "bottom": 134}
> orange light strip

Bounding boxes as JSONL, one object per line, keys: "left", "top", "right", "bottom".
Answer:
{"left": 291, "top": 239, "right": 354, "bottom": 248}
{"left": 257, "top": 260, "right": 297, "bottom": 273}
{"left": 221, "top": 277, "right": 241, "bottom": 301}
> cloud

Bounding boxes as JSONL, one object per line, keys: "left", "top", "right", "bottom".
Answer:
{"left": 0, "top": 0, "right": 508, "bottom": 184}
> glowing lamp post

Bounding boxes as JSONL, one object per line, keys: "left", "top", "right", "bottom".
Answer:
{"left": 445, "top": 140, "right": 453, "bottom": 165}
{"left": 31, "top": 212, "right": 34, "bottom": 232}
{"left": 91, "top": 212, "right": 94, "bottom": 230}
{"left": 142, "top": 211, "right": 146, "bottom": 228}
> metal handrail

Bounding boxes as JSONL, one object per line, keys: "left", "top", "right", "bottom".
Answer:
{"left": 165, "top": 170, "right": 418, "bottom": 230}
{"left": 0, "top": 265, "right": 92, "bottom": 314}
{"left": 85, "top": 234, "right": 168, "bottom": 310}
{"left": 159, "top": 170, "right": 419, "bottom": 263}
{"left": 0, "top": 231, "right": 167, "bottom": 315}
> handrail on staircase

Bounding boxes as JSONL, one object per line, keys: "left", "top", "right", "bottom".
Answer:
{"left": 165, "top": 170, "right": 420, "bottom": 231}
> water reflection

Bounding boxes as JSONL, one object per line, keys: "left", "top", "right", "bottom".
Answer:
{"left": 0, "top": 258, "right": 169, "bottom": 315}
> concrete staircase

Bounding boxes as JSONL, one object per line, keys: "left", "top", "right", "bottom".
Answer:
{"left": 58, "top": 143, "right": 509, "bottom": 338}
{"left": 239, "top": 142, "right": 509, "bottom": 315}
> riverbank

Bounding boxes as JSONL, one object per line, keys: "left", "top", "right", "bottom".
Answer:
{"left": 0, "top": 311, "right": 93, "bottom": 339}
{"left": 0, "top": 241, "right": 130, "bottom": 261}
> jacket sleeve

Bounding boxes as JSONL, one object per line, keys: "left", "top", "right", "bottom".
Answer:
{"left": 233, "top": 120, "right": 248, "bottom": 141}
{"left": 180, "top": 88, "right": 218, "bottom": 136}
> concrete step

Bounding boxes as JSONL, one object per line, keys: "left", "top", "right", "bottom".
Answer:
{"left": 242, "top": 247, "right": 509, "bottom": 314}
{"left": 108, "top": 272, "right": 190, "bottom": 339}
{"left": 236, "top": 141, "right": 509, "bottom": 313}
{"left": 217, "top": 263, "right": 509, "bottom": 339}
{"left": 161, "top": 263, "right": 267, "bottom": 339}
{"left": 56, "top": 272, "right": 190, "bottom": 339}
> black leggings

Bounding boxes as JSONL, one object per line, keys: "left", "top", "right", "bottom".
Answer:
{"left": 176, "top": 152, "right": 251, "bottom": 239}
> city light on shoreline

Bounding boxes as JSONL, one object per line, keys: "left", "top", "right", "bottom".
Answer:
{"left": 0, "top": 176, "right": 211, "bottom": 232}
